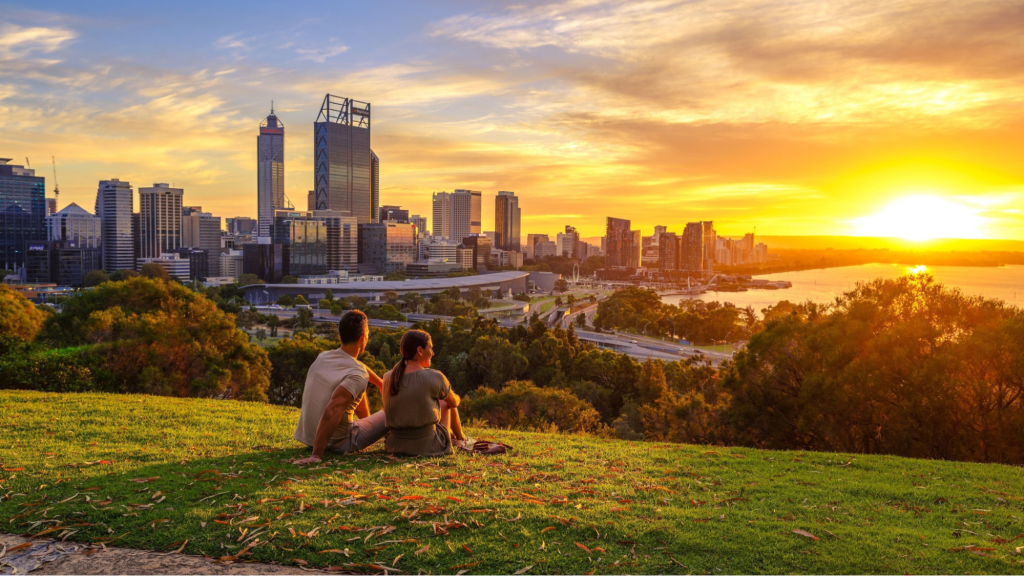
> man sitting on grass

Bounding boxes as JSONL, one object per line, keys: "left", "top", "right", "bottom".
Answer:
{"left": 292, "top": 310, "right": 387, "bottom": 464}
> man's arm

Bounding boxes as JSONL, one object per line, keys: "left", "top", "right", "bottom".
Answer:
{"left": 354, "top": 393, "right": 370, "bottom": 419}
{"left": 293, "top": 384, "right": 354, "bottom": 465}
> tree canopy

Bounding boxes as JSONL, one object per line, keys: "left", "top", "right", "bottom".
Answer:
{"left": 0, "top": 285, "right": 44, "bottom": 342}
{"left": 40, "top": 277, "right": 271, "bottom": 401}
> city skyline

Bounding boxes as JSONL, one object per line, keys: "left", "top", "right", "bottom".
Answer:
{"left": 4, "top": 1, "right": 1023, "bottom": 241}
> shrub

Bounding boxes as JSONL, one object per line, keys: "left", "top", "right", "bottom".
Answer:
{"left": 39, "top": 276, "right": 270, "bottom": 401}
{"left": 0, "top": 284, "right": 44, "bottom": 342}
{"left": 0, "top": 347, "right": 115, "bottom": 393}
{"left": 465, "top": 380, "right": 607, "bottom": 435}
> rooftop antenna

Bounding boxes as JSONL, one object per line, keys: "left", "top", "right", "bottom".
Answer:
{"left": 51, "top": 156, "right": 59, "bottom": 211}
{"left": 271, "top": 99, "right": 274, "bottom": 114}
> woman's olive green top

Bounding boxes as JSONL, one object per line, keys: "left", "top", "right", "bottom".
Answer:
{"left": 382, "top": 368, "right": 453, "bottom": 457}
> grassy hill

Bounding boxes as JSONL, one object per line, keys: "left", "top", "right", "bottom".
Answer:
{"left": 1, "top": 390, "right": 1023, "bottom": 574}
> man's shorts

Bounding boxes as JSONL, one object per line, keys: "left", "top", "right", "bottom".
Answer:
{"left": 330, "top": 410, "right": 387, "bottom": 453}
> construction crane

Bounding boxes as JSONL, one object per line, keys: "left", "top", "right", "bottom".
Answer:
{"left": 25, "top": 157, "right": 30, "bottom": 168}
{"left": 51, "top": 156, "right": 60, "bottom": 210}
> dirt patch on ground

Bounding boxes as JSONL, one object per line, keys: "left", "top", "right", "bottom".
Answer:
{"left": 0, "top": 534, "right": 308, "bottom": 575}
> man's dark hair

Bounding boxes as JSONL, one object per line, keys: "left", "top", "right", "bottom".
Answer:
{"left": 339, "top": 310, "right": 368, "bottom": 345}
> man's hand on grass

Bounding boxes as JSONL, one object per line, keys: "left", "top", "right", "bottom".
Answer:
{"left": 291, "top": 454, "right": 322, "bottom": 466}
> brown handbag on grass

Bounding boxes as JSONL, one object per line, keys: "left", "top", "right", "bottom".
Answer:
{"left": 457, "top": 439, "right": 513, "bottom": 455}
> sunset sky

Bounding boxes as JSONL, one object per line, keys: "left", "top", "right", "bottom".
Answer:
{"left": 3, "top": 0, "right": 1023, "bottom": 240}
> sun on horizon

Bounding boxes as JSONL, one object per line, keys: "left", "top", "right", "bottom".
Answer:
{"left": 852, "top": 195, "right": 987, "bottom": 242}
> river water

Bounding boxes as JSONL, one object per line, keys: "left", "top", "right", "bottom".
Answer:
{"left": 660, "top": 263, "right": 1024, "bottom": 312}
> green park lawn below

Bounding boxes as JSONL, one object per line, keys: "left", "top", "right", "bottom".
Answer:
{"left": 2, "top": 390, "right": 1023, "bottom": 574}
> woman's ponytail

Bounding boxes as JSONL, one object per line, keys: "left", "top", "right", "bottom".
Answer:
{"left": 390, "top": 330, "right": 431, "bottom": 396}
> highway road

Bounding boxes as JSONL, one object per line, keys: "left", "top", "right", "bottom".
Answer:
{"left": 255, "top": 306, "right": 730, "bottom": 365}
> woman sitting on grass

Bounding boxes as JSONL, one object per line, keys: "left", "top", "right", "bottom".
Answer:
{"left": 382, "top": 329, "right": 471, "bottom": 456}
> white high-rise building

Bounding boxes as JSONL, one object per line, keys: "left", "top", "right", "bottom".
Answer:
{"left": 48, "top": 203, "right": 101, "bottom": 248}
{"left": 95, "top": 179, "right": 134, "bottom": 271}
{"left": 258, "top": 107, "right": 285, "bottom": 238}
{"left": 431, "top": 189, "right": 476, "bottom": 244}
{"left": 449, "top": 190, "right": 472, "bottom": 244}
{"left": 138, "top": 183, "right": 183, "bottom": 259}
{"left": 431, "top": 192, "right": 450, "bottom": 239}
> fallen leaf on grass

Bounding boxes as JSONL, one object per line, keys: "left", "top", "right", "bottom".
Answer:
{"left": 541, "top": 526, "right": 556, "bottom": 533}
{"left": 792, "top": 529, "right": 820, "bottom": 541}
{"left": 401, "top": 495, "right": 424, "bottom": 501}
{"left": 319, "top": 549, "right": 350, "bottom": 556}
{"left": 414, "top": 545, "right": 430, "bottom": 556}
{"left": 447, "top": 496, "right": 462, "bottom": 503}
{"left": 610, "top": 506, "right": 628, "bottom": 513}
{"left": 392, "top": 554, "right": 403, "bottom": 566}
{"left": 7, "top": 542, "right": 32, "bottom": 553}
{"left": 129, "top": 477, "right": 160, "bottom": 483}
{"left": 462, "top": 544, "right": 473, "bottom": 555}
{"left": 513, "top": 565, "right": 533, "bottom": 575}
{"left": 451, "top": 562, "right": 480, "bottom": 570}
{"left": 575, "top": 542, "right": 592, "bottom": 554}
{"left": 2, "top": 467, "right": 24, "bottom": 472}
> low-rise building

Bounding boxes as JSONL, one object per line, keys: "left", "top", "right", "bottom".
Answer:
{"left": 136, "top": 252, "right": 190, "bottom": 281}
{"left": 406, "top": 261, "right": 464, "bottom": 278}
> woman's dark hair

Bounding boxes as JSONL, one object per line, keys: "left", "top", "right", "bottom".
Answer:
{"left": 389, "top": 330, "right": 430, "bottom": 396}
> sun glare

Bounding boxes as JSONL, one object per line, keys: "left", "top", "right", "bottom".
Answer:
{"left": 853, "top": 195, "right": 985, "bottom": 241}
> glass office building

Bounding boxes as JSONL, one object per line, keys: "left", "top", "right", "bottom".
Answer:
{"left": 357, "top": 222, "right": 418, "bottom": 274}
{"left": 604, "top": 217, "right": 633, "bottom": 268}
{"left": 272, "top": 210, "right": 328, "bottom": 277}
{"left": 0, "top": 159, "right": 46, "bottom": 270}
{"left": 313, "top": 95, "right": 378, "bottom": 224}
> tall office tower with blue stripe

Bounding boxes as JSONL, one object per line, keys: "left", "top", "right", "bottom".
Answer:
{"left": 313, "top": 95, "right": 378, "bottom": 224}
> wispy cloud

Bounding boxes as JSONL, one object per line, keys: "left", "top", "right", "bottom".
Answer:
{"left": 294, "top": 41, "right": 348, "bottom": 63}
{"left": 0, "top": 22, "right": 75, "bottom": 65}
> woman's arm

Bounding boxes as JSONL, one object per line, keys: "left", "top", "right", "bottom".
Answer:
{"left": 366, "top": 367, "right": 386, "bottom": 395}
{"left": 441, "top": 389, "right": 461, "bottom": 409}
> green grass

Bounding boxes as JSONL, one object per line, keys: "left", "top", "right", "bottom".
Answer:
{"left": 2, "top": 390, "right": 1023, "bottom": 574}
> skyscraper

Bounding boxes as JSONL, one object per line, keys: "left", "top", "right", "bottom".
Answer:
{"left": 96, "top": 179, "right": 134, "bottom": 272}
{"left": 457, "top": 189, "right": 482, "bottom": 235}
{"left": 494, "top": 191, "right": 521, "bottom": 251}
{"left": 681, "top": 222, "right": 704, "bottom": 274}
{"left": 658, "top": 232, "right": 678, "bottom": 272}
{"left": 702, "top": 221, "right": 716, "bottom": 272}
{"left": 138, "top": 183, "right": 183, "bottom": 260}
{"left": 313, "top": 94, "right": 378, "bottom": 224}
{"left": 605, "top": 217, "right": 634, "bottom": 268}
{"left": 0, "top": 158, "right": 46, "bottom": 270}
{"left": 432, "top": 192, "right": 450, "bottom": 239}
{"left": 449, "top": 190, "right": 473, "bottom": 244}
{"left": 258, "top": 107, "right": 285, "bottom": 238}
